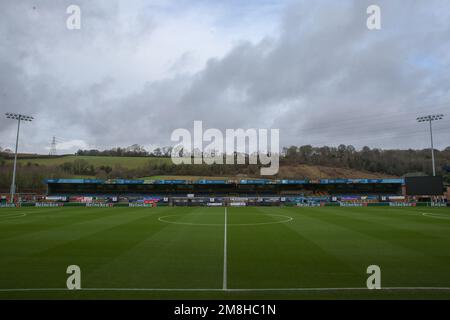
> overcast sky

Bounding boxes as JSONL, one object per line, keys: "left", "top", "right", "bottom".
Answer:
{"left": 0, "top": 0, "right": 449, "bottom": 154}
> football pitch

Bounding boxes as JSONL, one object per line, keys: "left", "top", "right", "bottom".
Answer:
{"left": 0, "top": 206, "right": 450, "bottom": 300}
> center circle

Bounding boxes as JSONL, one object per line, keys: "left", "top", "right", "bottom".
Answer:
{"left": 158, "top": 214, "right": 293, "bottom": 227}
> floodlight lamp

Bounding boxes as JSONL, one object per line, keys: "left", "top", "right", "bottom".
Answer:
{"left": 4, "top": 113, "right": 34, "bottom": 121}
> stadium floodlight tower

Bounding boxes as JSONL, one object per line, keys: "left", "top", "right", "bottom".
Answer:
{"left": 4, "top": 113, "right": 34, "bottom": 204}
{"left": 416, "top": 114, "right": 444, "bottom": 177}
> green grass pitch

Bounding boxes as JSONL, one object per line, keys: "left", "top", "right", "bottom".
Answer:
{"left": 0, "top": 205, "right": 450, "bottom": 300}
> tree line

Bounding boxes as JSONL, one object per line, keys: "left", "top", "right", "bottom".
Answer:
{"left": 281, "top": 145, "right": 450, "bottom": 177}
{"left": 1, "top": 144, "right": 449, "bottom": 193}
{"left": 75, "top": 145, "right": 172, "bottom": 157}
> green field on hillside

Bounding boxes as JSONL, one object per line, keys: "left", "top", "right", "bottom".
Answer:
{"left": 0, "top": 206, "right": 450, "bottom": 300}
{"left": 9, "top": 156, "right": 171, "bottom": 169}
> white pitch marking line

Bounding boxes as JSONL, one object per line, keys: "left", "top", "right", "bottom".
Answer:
{"left": 0, "top": 213, "right": 27, "bottom": 220}
{"left": 158, "top": 214, "right": 293, "bottom": 227}
{"left": 2, "top": 287, "right": 450, "bottom": 293}
{"left": 422, "top": 212, "right": 450, "bottom": 220}
{"left": 225, "top": 287, "right": 450, "bottom": 292}
{"left": 223, "top": 207, "right": 228, "bottom": 291}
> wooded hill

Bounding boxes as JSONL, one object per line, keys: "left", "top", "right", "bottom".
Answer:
{"left": 0, "top": 144, "right": 449, "bottom": 193}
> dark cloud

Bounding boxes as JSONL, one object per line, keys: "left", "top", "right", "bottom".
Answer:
{"left": 1, "top": 0, "right": 449, "bottom": 153}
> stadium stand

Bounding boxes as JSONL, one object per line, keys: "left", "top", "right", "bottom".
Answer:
{"left": 39, "top": 177, "right": 447, "bottom": 207}
{"left": 2, "top": 177, "right": 447, "bottom": 208}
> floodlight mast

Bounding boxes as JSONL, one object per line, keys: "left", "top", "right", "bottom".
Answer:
{"left": 4, "top": 113, "right": 34, "bottom": 204}
{"left": 416, "top": 114, "right": 444, "bottom": 177}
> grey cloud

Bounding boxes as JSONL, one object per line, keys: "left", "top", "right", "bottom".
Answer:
{"left": 1, "top": 0, "right": 450, "bottom": 153}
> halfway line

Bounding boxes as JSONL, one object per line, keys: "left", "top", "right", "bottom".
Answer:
{"left": 223, "top": 207, "right": 228, "bottom": 290}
